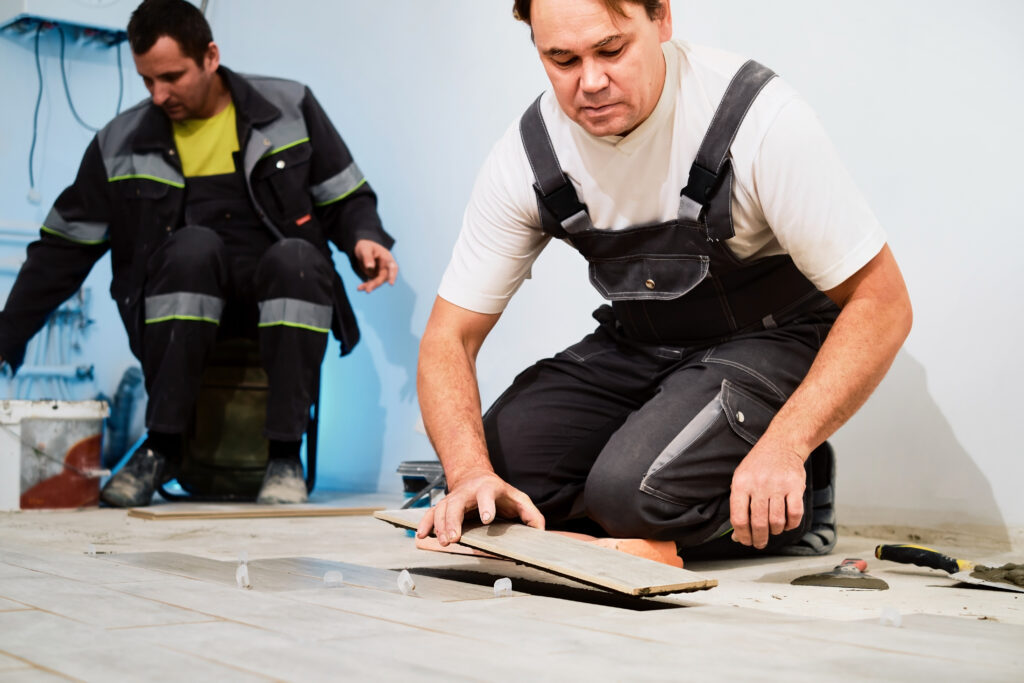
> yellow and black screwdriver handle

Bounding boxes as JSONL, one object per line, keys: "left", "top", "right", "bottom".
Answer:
{"left": 875, "top": 544, "right": 974, "bottom": 574}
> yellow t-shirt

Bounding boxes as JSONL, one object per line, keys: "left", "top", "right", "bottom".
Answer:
{"left": 172, "top": 101, "right": 239, "bottom": 178}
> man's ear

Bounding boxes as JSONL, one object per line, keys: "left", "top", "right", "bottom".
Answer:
{"left": 657, "top": 1, "right": 673, "bottom": 42}
{"left": 204, "top": 41, "right": 220, "bottom": 72}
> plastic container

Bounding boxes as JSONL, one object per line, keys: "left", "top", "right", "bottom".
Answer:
{"left": 0, "top": 400, "right": 109, "bottom": 510}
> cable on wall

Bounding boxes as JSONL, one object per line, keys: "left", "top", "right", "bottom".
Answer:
{"left": 28, "top": 24, "right": 44, "bottom": 196}
{"left": 57, "top": 25, "right": 101, "bottom": 132}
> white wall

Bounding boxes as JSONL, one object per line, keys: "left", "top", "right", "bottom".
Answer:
{"left": 2, "top": 1, "right": 1020, "bottom": 532}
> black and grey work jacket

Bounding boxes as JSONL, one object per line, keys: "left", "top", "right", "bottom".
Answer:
{"left": 0, "top": 66, "right": 393, "bottom": 370}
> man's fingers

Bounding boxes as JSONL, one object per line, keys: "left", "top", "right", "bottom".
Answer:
{"left": 442, "top": 494, "right": 473, "bottom": 545}
{"left": 749, "top": 496, "right": 770, "bottom": 549}
{"left": 509, "top": 489, "right": 545, "bottom": 530}
{"left": 385, "top": 259, "right": 399, "bottom": 285}
{"left": 768, "top": 496, "right": 788, "bottom": 537}
{"left": 431, "top": 500, "right": 449, "bottom": 545}
{"left": 730, "top": 490, "right": 752, "bottom": 546}
{"left": 477, "top": 497, "right": 496, "bottom": 525}
{"left": 785, "top": 491, "right": 804, "bottom": 531}
{"left": 415, "top": 507, "right": 436, "bottom": 539}
{"left": 358, "top": 260, "right": 389, "bottom": 293}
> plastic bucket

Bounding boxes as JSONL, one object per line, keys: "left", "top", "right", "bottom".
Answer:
{"left": 0, "top": 400, "right": 109, "bottom": 510}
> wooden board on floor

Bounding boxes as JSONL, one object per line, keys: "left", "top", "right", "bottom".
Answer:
{"left": 127, "top": 502, "right": 384, "bottom": 521}
{"left": 374, "top": 508, "right": 717, "bottom": 596}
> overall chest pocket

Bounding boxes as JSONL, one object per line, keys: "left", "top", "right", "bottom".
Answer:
{"left": 589, "top": 254, "right": 709, "bottom": 301}
{"left": 117, "top": 178, "right": 173, "bottom": 202}
{"left": 253, "top": 143, "right": 314, "bottom": 219}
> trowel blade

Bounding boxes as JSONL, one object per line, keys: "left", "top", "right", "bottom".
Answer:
{"left": 949, "top": 571, "right": 1024, "bottom": 593}
{"left": 791, "top": 566, "right": 889, "bottom": 590}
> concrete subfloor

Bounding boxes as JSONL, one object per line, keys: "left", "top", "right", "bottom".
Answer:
{"left": 1, "top": 492, "right": 1022, "bottom": 681}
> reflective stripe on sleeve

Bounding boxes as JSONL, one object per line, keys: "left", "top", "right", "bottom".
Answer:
{"left": 41, "top": 209, "right": 109, "bottom": 245}
{"left": 144, "top": 293, "right": 224, "bottom": 324}
{"left": 257, "top": 298, "right": 332, "bottom": 333}
{"left": 310, "top": 162, "right": 365, "bottom": 207}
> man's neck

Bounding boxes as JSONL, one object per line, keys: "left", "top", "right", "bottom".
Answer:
{"left": 197, "top": 72, "right": 232, "bottom": 119}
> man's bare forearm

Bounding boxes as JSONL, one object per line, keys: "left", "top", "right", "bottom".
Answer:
{"left": 417, "top": 298, "right": 501, "bottom": 487}
{"left": 759, "top": 245, "right": 913, "bottom": 458}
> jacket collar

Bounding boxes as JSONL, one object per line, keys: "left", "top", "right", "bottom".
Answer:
{"left": 130, "top": 65, "right": 281, "bottom": 152}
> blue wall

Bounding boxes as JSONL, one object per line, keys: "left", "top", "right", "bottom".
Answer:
{"left": 0, "top": 23, "right": 144, "bottom": 401}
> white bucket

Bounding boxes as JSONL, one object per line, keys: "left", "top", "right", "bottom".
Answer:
{"left": 0, "top": 400, "right": 109, "bottom": 511}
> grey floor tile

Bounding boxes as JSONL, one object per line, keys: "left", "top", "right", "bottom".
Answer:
{"left": 0, "top": 668, "right": 73, "bottom": 682}
{"left": 0, "top": 576, "right": 213, "bottom": 628}
{"left": 110, "top": 578, "right": 421, "bottom": 642}
{"left": 2, "top": 545, "right": 175, "bottom": 585}
{"left": 0, "top": 651, "right": 34, "bottom": 671}
{"left": 0, "top": 597, "right": 33, "bottom": 611}
{"left": 0, "top": 610, "right": 269, "bottom": 681}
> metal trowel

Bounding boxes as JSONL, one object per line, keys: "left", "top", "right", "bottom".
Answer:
{"left": 791, "top": 558, "right": 889, "bottom": 590}
{"left": 875, "top": 544, "right": 1024, "bottom": 593}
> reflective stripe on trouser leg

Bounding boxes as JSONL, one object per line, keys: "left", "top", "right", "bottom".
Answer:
{"left": 144, "top": 292, "right": 225, "bottom": 324}
{"left": 257, "top": 304, "right": 330, "bottom": 440}
{"left": 257, "top": 298, "right": 332, "bottom": 333}
{"left": 141, "top": 225, "right": 229, "bottom": 433}
{"left": 252, "top": 239, "right": 335, "bottom": 441}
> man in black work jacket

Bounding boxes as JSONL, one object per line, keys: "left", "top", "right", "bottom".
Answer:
{"left": 0, "top": 0, "right": 397, "bottom": 506}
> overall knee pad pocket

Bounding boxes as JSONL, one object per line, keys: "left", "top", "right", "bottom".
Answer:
{"left": 638, "top": 379, "right": 777, "bottom": 507}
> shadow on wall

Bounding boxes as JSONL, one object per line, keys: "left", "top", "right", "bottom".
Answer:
{"left": 315, "top": 267, "right": 420, "bottom": 492}
{"left": 832, "top": 350, "right": 1010, "bottom": 548}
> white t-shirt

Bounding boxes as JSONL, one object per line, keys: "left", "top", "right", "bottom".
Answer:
{"left": 439, "top": 40, "right": 886, "bottom": 315}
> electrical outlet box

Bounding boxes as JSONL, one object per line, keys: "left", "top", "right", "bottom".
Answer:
{"left": 0, "top": 0, "right": 137, "bottom": 36}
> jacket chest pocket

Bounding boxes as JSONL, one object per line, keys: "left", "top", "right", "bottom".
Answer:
{"left": 589, "top": 254, "right": 709, "bottom": 301}
{"left": 253, "top": 143, "right": 314, "bottom": 221}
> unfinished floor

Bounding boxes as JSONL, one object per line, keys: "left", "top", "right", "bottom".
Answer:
{"left": 1, "top": 493, "right": 1022, "bottom": 682}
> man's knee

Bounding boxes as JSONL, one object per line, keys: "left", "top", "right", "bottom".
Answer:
{"left": 155, "top": 225, "right": 224, "bottom": 269}
{"left": 257, "top": 239, "right": 330, "bottom": 278}
{"left": 147, "top": 225, "right": 227, "bottom": 294}
{"left": 255, "top": 239, "right": 333, "bottom": 301}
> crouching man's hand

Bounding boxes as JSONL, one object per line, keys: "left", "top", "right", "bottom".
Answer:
{"left": 729, "top": 443, "right": 806, "bottom": 549}
{"left": 415, "top": 468, "right": 545, "bottom": 546}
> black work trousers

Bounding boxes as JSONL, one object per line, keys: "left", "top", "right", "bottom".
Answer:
{"left": 484, "top": 303, "right": 839, "bottom": 548}
{"left": 140, "top": 225, "right": 333, "bottom": 440}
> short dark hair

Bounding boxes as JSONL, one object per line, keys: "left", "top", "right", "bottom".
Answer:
{"left": 512, "top": 0, "right": 665, "bottom": 25}
{"left": 127, "top": 0, "right": 213, "bottom": 66}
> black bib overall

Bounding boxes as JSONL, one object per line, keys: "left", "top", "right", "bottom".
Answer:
{"left": 482, "top": 62, "right": 839, "bottom": 549}
{"left": 141, "top": 162, "right": 334, "bottom": 441}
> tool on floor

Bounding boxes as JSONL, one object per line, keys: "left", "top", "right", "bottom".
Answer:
{"left": 791, "top": 558, "right": 889, "bottom": 590}
{"left": 875, "top": 544, "right": 1024, "bottom": 593}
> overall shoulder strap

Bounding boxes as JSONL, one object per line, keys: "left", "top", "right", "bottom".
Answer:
{"left": 519, "top": 96, "right": 594, "bottom": 238}
{"left": 679, "top": 60, "right": 777, "bottom": 238}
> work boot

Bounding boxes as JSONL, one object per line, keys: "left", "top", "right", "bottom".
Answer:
{"left": 777, "top": 442, "right": 837, "bottom": 556}
{"left": 100, "top": 448, "right": 175, "bottom": 508}
{"left": 256, "top": 458, "right": 308, "bottom": 504}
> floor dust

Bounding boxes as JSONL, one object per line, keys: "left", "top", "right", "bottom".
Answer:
{"left": 972, "top": 562, "right": 1024, "bottom": 587}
